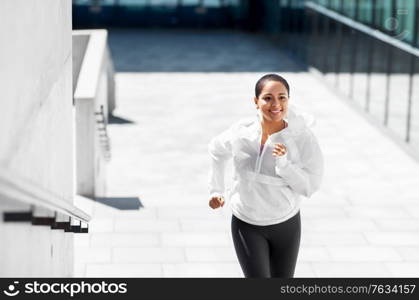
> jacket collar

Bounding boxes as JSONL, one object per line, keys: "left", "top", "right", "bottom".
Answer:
{"left": 251, "top": 103, "right": 315, "bottom": 138}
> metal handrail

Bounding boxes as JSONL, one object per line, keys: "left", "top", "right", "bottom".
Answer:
{"left": 95, "top": 104, "right": 111, "bottom": 161}
{"left": 305, "top": 1, "right": 419, "bottom": 58}
{"left": 0, "top": 168, "right": 91, "bottom": 223}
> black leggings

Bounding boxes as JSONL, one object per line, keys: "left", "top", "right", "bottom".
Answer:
{"left": 231, "top": 211, "right": 301, "bottom": 278}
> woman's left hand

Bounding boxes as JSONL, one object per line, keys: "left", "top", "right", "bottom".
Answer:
{"left": 273, "top": 143, "right": 287, "bottom": 157}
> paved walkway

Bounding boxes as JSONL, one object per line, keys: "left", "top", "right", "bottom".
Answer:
{"left": 74, "top": 29, "right": 419, "bottom": 277}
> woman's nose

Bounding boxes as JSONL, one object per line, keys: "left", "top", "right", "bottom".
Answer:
{"left": 272, "top": 98, "right": 282, "bottom": 106}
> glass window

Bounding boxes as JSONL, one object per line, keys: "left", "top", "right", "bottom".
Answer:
{"left": 358, "top": 0, "right": 373, "bottom": 24}
{"left": 417, "top": 13, "right": 419, "bottom": 47}
{"left": 380, "top": 0, "right": 393, "bottom": 32}
{"left": 102, "top": 0, "right": 118, "bottom": 5}
{"left": 342, "top": 0, "right": 357, "bottom": 19}
{"left": 74, "top": 0, "right": 142, "bottom": 6}
{"left": 204, "top": 0, "right": 221, "bottom": 7}
{"left": 150, "top": 0, "right": 178, "bottom": 5}
{"left": 330, "top": 0, "right": 342, "bottom": 12}
{"left": 118, "top": 0, "right": 149, "bottom": 6}
{"left": 316, "top": 0, "right": 329, "bottom": 8}
{"left": 73, "top": 0, "right": 90, "bottom": 5}
{"left": 229, "top": 0, "right": 240, "bottom": 6}
{"left": 375, "top": 0, "right": 383, "bottom": 29}
{"left": 291, "top": 0, "right": 304, "bottom": 8}
{"left": 182, "top": 0, "right": 200, "bottom": 5}
{"left": 280, "top": 0, "right": 291, "bottom": 7}
{"left": 372, "top": 0, "right": 380, "bottom": 28}
{"left": 394, "top": 0, "right": 416, "bottom": 44}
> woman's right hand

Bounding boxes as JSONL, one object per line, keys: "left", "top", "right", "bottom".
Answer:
{"left": 209, "top": 196, "right": 225, "bottom": 209}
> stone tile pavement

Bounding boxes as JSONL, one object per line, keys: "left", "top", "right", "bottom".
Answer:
{"left": 74, "top": 29, "right": 419, "bottom": 277}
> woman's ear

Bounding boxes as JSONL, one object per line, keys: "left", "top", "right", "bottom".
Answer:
{"left": 253, "top": 96, "right": 258, "bottom": 107}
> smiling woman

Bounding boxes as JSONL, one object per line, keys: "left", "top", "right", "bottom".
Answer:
{"left": 207, "top": 73, "right": 324, "bottom": 278}
{"left": 254, "top": 74, "right": 290, "bottom": 147}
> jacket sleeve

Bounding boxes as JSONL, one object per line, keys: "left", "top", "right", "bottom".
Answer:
{"left": 208, "top": 125, "right": 234, "bottom": 199}
{"left": 274, "top": 130, "right": 324, "bottom": 198}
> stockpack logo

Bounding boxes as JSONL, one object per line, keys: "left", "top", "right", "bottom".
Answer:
{"left": 3, "top": 281, "right": 20, "bottom": 297}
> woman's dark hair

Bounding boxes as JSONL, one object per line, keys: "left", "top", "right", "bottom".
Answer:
{"left": 255, "top": 74, "right": 290, "bottom": 98}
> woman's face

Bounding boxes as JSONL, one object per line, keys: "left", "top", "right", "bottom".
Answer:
{"left": 254, "top": 80, "right": 289, "bottom": 122}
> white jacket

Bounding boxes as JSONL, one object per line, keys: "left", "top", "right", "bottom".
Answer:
{"left": 208, "top": 103, "right": 324, "bottom": 226}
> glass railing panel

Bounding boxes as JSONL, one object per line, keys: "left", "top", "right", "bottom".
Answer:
{"left": 409, "top": 56, "right": 419, "bottom": 147}
{"left": 336, "top": 23, "right": 354, "bottom": 97}
{"left": 352, "top": 31, "right": 371, "bottom": 109}
{"left": 328, "top": 19, "right": 340, "bottom": 86}
{"left": 367, "top": 38, "right": 389, "bottom": 124}
{"left": 387, "top": 47, "right": 412, "bottom": 139}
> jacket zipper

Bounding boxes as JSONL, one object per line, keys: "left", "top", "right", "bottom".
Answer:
{"left": 255, "top": 135, "right": 270, "bottom": 174}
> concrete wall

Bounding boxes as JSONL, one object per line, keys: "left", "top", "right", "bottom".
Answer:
{"left": 72, "top": 35, "right": 90, "bottom": 94}
{"left": 0, "top": 0, "right": 74, "bottom": 276}
{"left": 73, "top": 30, "right": 115, "bottom": 198}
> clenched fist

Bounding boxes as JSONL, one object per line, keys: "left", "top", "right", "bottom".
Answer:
{"left": 272, "top": 143, "right": 287, "bottom": 157}
{"left": 209, "top": 196, "right": 225, "bottom": 209}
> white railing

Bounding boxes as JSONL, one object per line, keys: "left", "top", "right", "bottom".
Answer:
{"left": 73, "top": 29, "right": 115, "bottom": 197}
{"left": 0, "top": 169, "right": 91, "bottom": 232}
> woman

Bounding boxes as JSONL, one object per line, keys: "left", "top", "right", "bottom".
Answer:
{"left": 207, "top": 74, "right": 324, "bottom": 278}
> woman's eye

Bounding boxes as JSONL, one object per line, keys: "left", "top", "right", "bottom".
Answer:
{"left": 264, "top": 98, "right": 271, "bottom": 101}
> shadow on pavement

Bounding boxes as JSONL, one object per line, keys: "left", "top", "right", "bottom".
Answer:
{"left": 108, "top": 114, "right": 136, "bottom": 125}
{"left": 94, "top": 197, "right": 143, "bottom": 210}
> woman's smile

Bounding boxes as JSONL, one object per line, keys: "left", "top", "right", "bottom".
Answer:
{"left": 270, "top": 108, "right": 283, "bottom": 115}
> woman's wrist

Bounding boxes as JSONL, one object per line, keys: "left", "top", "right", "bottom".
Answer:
{"left": 210, "top": 192, "right": 224, "bottom": 199}
{"left": 275, "top": 152, "right": 289, "bottom": 168}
